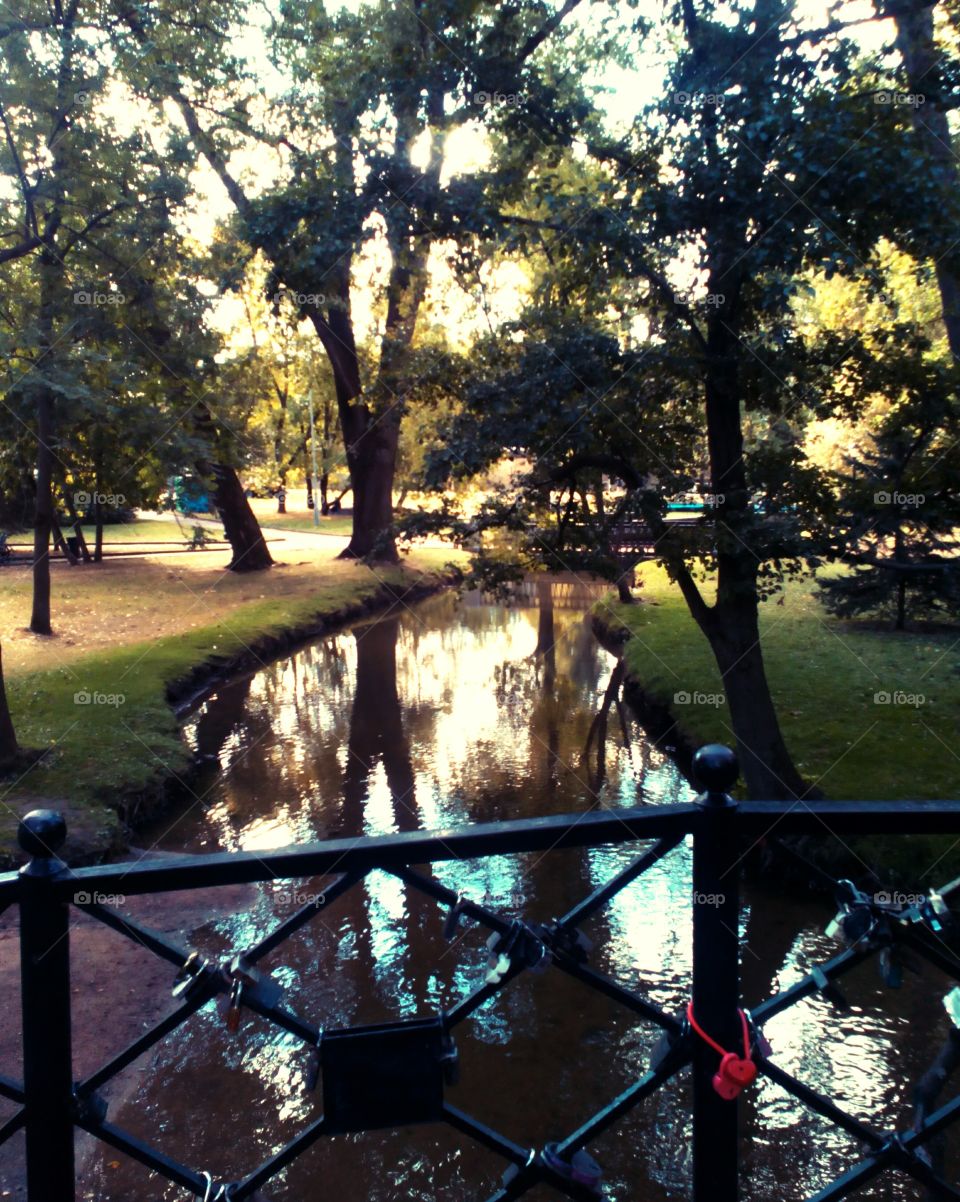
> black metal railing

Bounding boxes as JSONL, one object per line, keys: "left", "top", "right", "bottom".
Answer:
{"left": 2, "top": 744, "right": 960, "bottom": 1201}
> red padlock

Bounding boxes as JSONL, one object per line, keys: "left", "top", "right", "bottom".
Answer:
{"left": 687, "top": 1002, "right": 758, "bottom": 1102}
{"left": 712, "top": 1051, "right": 758, "bottom": 1099}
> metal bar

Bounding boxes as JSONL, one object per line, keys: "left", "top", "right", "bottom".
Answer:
{"left": 76, "top": 1117, "right": 208, "bottom": 1194}
{"left": 42, "top": 804, "right": 705, "bottom": 896}
{"left": 751, "top": 943, "right": 876, "bottom": 1024}
{"left": 443, "top": 1104, "right": 531, "bottom": 1164}
{"left": 244, "top": 870, "right": 365, "bottom": 965}
{"left": 1, "top": 797, "right": 956, "bottom": 902}
{"left": 551, "top": 957, "right": 681, "bottom": 1032}
{"left": 481, "top": 1156, "right": 605, "bottom": 1202}
{"left": 77, "top": 989, "right": 214, "bottom": 1096}
{"left": 78, "top": 900, "right": 189, "bottom": 968}
{"left": 905, "top": 1091, "right": 960, "bottom": 1146}
{"left": 386, "top": 865, "right": 512, "bottom": 935}
{"left": 756, "top": 1058, "right": 883, "bottom": 1147}
{"left": 691, "top": 786, "right": 741, "bottom": 1202}
{"left": 232, "top": 1116, "right": 328, "bottom": 1197}
{"left": 444, "top": 963, "right": 527, "bottom": 1028}
{"left": 807, "top": 1094, "right": 960, "bottom": 1202}
{"left": 900, "top": 1162, "right": 960, "bottom": 1201}
{"left": 237, "top": 995, "right": 320, "bottom": 1046}
{"left": 0, "top": 1108, "right": 25, "bottom": 1147}
{"left": 898, "top": 928, "right": 960, "bottom": 984}
{"left": 555, "top": 834, "right": 686, "bottom": 930}
{"left": 737, "top": 799, "right": 960, "bottom": 834}
{"left": 806, "top": 1152, "right": 889, "bottom": 1202}
{"left": 0, "top": 1073, "right": 24, "bottom": 1104}
{"left": 19, "top": 827, "right": 75, "bottom": 1201}
{"left": 808, "top": 1145, "right": 960, "bottom": 1202}
{"left": 38, "top": 800, "right": 960, "bottom": 900}
{"left": 558, "top": 1061, "right": 689, "bottom": 1155}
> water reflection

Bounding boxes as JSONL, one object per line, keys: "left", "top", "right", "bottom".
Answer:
{"left": 84, "top": 581, "right": 956, "bottom": 1201}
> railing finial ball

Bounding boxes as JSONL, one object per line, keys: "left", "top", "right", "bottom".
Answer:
{"left": 18, "top": 809, "right": 67, "bottom": 859}
{"left": 692, "top": 744, "right": 739, "bottom": 795}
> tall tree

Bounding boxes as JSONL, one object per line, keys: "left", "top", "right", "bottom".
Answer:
{"left": 421, "top": 0, "right": 950, "bottom": 798}
{"left": 113, "top": 0, "right": 590, "bottom": 560}
{"left": 887, "top": 0, "right": 960, "bottom": 360}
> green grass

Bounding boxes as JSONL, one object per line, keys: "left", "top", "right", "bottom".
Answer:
{"left": 254, "top": 512, "right": 354, "bottom": 536}
{"left": 6, "top": 518, "right": 221, "bottom": 546}
{"left": 603, "top": 565, "right": 960, "bottom": 881}
{"left": 0, "top": 550, "right": 457, "bottom": 862}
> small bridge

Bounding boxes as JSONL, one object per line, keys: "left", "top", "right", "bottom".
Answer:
{"left": 3, "top": 746, "right": 959, "bottom": 1200}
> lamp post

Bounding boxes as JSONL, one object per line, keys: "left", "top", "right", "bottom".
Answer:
{"left": 308, "top": 389, "right": 320, "bottom": 527}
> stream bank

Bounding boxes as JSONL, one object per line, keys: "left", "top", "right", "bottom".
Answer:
{"left": 591, "top": 599, "right": 960, "bottom": 888}
{"left": 0, "top": 564, "right": 460, "bottom": 867}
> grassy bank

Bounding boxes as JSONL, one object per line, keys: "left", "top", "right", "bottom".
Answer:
{"left": 601, "top": 566, "right": 960, "bottom": 881}
{"left": 0, "top": 546, "right": 460, "bottom": 863}
{"left": 254, "top": 512, "right": 354, "bottom": 537}
{"left": 6, "top": 517, "right": 204, "bottom": 547}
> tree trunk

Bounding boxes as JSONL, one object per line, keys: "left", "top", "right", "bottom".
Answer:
{"left": 893, "top": 528, "right": 908, "bottom": 639}
{"left": 30, "top": 385, "right": 54, "bottom": 635}
{"left": 94, "top": 494, "right": 104, "bottom": 563}
{"left": 62, "top": 488, "right": 91, "bottom": 562}
{"left": 308, "top": 288, "right": 400, "bottom": 559}
{"left": 0, "top": 643, "right": 18, "bottom": 770}
{"left": 193, "top": 400, "right": 273, "bottom": 572}
{"left": 29, "top": 3, "right": 76, "bottom": 633}
{"left": 892, "top": 3, "right": 960, "bottom": 362}
{"left": 338, "top": 404, "right": 400, "bottom": 561}
{"left": 209, "top": 463, "right": 274, "bottom": 572}
{"left": 672, "top": 311, "right": 809, "bottom": 800}
{"left": 710, "top": 600, "right": 810, "bottom": 800}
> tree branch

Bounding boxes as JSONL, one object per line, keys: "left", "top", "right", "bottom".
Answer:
{"left": 517, "top": 0, "right": 584, "bottom": 62}
{"left": 0, "top": 101, "right": 38, "bottom": 238}
{"left": 0, "top": 235, "right": 42, "bottom": 265}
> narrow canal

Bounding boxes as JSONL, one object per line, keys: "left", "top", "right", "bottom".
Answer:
{"left": 86, "top": 579, "right": 957, "bottom": 1200}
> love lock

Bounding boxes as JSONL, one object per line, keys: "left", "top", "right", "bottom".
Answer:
{"left": 220, "top": 953, "right": 284, "bottom": 1035}
{"left": 712, "top": 1051, "right": 757, "bottom": 1100}
{"left": 320, "top": 1014, "right": 456, "bottom": 1132}
{"left": 171, "top": 950, "right": 211, "bottom": 1001}
{"left": 686, "top": 1002, "right": 759, "bottom": 1103}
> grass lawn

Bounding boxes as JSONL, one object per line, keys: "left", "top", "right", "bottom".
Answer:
{"left": 6, "top": 517, "right": 219, "bottom": 546}
{"left": 0, "top": 542, "right": 461, "bottom": 862}
{"left": 602, "top": 565, "right": 960, "bottom": 881}
{"left": 254, "top": 511, "right": 354, "bottom": 537}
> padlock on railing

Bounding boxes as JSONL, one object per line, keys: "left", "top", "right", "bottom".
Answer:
{"left": 220, "top": 953, "right": 285, "bottom": 1034}
{"left": 443, "top": 892, "right": 468, "bottom": 941}
{"left": 686, "top": 1002, "right": 759, "bottom": 1102}
{"left": 825, "top": 879, "right": 875, "bottom": 943}
{"left": 484, "top": 920, "right": 549, "bottom": 985}
{"left": 541, "top": 1143, "right": 603, "bottom": 1195}
{"left": 171, "top": 950, "right": 211, "bottom": 1001}
{"left": 319, "top": 1014, "right": 458, "bottom": 1133}
{"left": 712, "top": 1050, "right": 758, "bottom": 1100}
